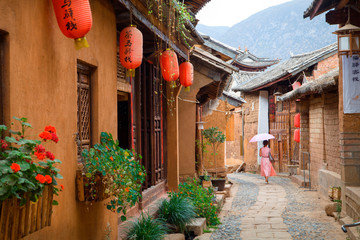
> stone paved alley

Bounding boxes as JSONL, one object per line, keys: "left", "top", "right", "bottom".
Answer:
{"left": 196, "top": 173, "right": 347, "bottom": 240}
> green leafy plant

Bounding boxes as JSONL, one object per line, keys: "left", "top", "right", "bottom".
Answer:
{"left": 81, "top": 132, "right": 146, "bottom": 221}
{"left": 158, "top": 194, "right": 196, "bottom": 233}
{"left": 127, "top": 212, "right": 168, "bottom": 240}
{"left": 202, "top": 127, "right": 226, "bottom": 177}
{"left": 0, "top": 117, "right": 63, "bottom": 205}
{"left": 176, "top": 178, "right": 221, "bottom": 226}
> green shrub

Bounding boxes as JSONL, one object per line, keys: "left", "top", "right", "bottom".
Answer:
{"left": 158, "top": 194, "right": 196, "bottom": 233}
{"left": 127, "top": 212, "right": 168, "bottom": 240}
{"left": 176, "top": 178, "right": 221, "bottom": 226}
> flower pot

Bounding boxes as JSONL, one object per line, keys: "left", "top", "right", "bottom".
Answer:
{"left": 211, "top": 179, "right": 226, "bottom": 191}
{"left": 0, "top": 185, "right": 53, "bottom": 240}
{"left": 76, "top": 170, "right": 110, "bottom": 202}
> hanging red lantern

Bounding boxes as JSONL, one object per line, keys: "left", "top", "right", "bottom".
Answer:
{"left": 179, "top": 61, "right": 193, "bottom": 92}
{"left": 294, "top": 113, "right": 300, "bottom": 128}
{"left": 294, "top": 129, "right": 300, "bottom": 143}
{"left": 119, "top": 25, "right": 143, "bottom": 77}
{"left": 160, "top": 49, "right": 179, "bottom": 87}
{"left": 52, "top": 0, "right": 93, "bottom": 49}
{"left": 292, "top": 82, "right": 301, "bottom": 90}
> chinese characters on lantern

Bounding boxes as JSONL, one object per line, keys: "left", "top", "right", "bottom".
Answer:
{"left": 342, "top": 55, "right": 360, "bottom": 113}
{"left": 61, "top": 0, "right": 77, "bottom": 31}
{"left": 124, "top": 30, "right": 133, "bottom": 63}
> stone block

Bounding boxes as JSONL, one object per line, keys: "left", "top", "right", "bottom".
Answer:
{"left": 164, "top": 233, "right": 185, "bottom": 240}
{"left": 186, "top": 218, "right": 206, "bottom": 236}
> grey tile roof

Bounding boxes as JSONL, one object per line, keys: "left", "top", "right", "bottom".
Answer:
{"left": 191, "top": 46, "right": 238, "bottom": 73}
{"left": 232, "top": 43, "right": 337, "bottom": 92}
{"left": 278, "top": 67, "right": 338, "bottom": 101}
{"left": 220, "top": 91, "right": 246, "bottom": 107}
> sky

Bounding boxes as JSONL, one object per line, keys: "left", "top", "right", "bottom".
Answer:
{"left": 196, "top": 0, "right": 292, "bottom": 27}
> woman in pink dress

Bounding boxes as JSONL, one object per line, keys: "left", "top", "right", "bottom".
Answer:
{"left": 260, "top": 140, "right": 276, "bottom": 183}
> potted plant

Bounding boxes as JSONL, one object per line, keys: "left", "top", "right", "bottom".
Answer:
{"left": 0, "top": 117, "right": 63, "bottom": 239}
{"left": 202, "top": 127, "right": 226, "bottom": 191}
{"left": 79, "top": 132, "right": 146, "bottom": 221}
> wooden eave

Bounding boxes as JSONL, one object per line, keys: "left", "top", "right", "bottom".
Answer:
{"left": 114, "top": 0, "right": 202, "bottom": 59}
{"left": 183, "top": 0, "right": 211, "bottom": 14}
{"left": 304, "top": 0, "right": 353, "bottom": 20}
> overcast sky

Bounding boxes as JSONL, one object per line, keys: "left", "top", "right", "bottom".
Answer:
{"left": 196, "top": 0, "right": 292, "bottom": 27}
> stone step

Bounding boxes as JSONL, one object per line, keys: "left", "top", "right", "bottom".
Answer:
{"left": 164, "top": 233, "right": 185, "bottom": 240}
{"left": 339, "top": 216, "right": 360, "bottom": 240}
{"left": 290, "top": 174, "right": 310, "bottom": 188}
{"left": 215, "top": 193, "right": 225, "bottom": 208}
{"left": 186, "top": 218, "right": 207, "bottom": 237}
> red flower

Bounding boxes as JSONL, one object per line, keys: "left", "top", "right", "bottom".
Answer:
{"left": 45, "top": 125, "right": 56, "bottom": 134}
{"left": 39, "top": 131, "right": 52, "bottom": 141}
{"left": 10, "top": 163, "right": 21, "bottom": 173}
{"left": 1, "top": 143, "right": 8, "bottom": 150}
{"left": 60, "top": 184, "right": 64, "bottom": 190}
{"left": 106, "top": 146, "right": 110, "bottom": 151}
{"left": 110, "top": 156, "right": 113, "bottom": 161}
{"left": 44, "top": 175, "right": 52, "bottom": 184}
{"left": 51, "top": 133, "right": 59, "bottom": 143}
{"left": 35, "top": 145, "right": 46, "bottom": 153}
{"left": 35, "top": 151, "right": 46, "bottom": 160}
{"left": 35, "top": 174, "right": 46, "bottom": 184}
{"left": 46, "top": 151, "right": 55, "bottom": 160}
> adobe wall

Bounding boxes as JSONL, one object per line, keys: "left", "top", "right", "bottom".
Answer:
{"left": 242, "top": 92, "right": 259, "bottom": 171}
{"left": 226, "top": 109, "right": 243, "bottom": 166}
{"left": 202, "top": 100, "right": 227, "bottom": 173}
{"left": 178, "top": 70, "right": 212, "bottom": 179}
{"left": 308, "top": 54, "right": 339, "bottom": 81}
{"left": 0, "top": 1, "right": 118, "bottom": 239}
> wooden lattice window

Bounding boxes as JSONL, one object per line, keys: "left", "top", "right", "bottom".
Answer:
{"left": 77, "top": 64, "right": 91, "bottom": 160}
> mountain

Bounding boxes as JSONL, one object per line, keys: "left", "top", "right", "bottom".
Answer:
{"left": 196, "top": 25, "right": 230, "bottom": 41}
{"left": 196, "top": 0, "right": 337, "bottom": 60}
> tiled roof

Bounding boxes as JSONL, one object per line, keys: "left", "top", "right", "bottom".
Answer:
{"left": 278, "top": 67, "right": 338, "bottom": 101}
{"left": 303, "top": 0, "right": 340, "bottom": 19}
{"left": 232, "top": 43, "right": 337, "bottom": 92}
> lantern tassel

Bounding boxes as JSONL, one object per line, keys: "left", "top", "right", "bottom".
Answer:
{"left": 126, "top": 69, "right": 135, "bottom": 77}
{"left": 74, "top": 37, "right": 89, "bottom": 50}
{"left": 185, "top": 86, "right": 190, "bottom": 92}
{"left": 170, "top": 81, "right": 176, "bottom": 88}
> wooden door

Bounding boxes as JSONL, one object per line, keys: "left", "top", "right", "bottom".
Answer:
{"left": 137, "top": 62, "right": 166, "bottom": 190}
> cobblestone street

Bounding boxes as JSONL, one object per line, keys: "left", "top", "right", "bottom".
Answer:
{"left": 197, "top": 173, "right": 348, "bottom": 240}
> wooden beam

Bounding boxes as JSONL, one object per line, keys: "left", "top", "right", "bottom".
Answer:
{"left": 337, "top": 0, "right": 350, "bottom": 9}
{"left": 116, "top": 0, "right": 189, "bottom": 60}
{"left": 326, "top": 7, "right": 360, "bottom": 26}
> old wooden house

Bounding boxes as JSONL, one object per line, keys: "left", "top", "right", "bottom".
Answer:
{"left": 0, "top": 0, "right": 210, "bottom": 239}
{"left": 304, "top": 0, "right": 360, "bottom": 235}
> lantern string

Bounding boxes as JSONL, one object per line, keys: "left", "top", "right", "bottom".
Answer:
{"left": 130, "top": 75, "right": 134, "bottom": 151}
{"left": 130, "top": 6, "right": 133, "bottom": 26}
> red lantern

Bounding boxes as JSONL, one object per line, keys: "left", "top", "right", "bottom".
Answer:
{"left": 160, "top": 49, "right": 179, "bottom": 87}
{"left": 294, "top": 129, "right": 300, "bottom": 143}
{"left": 52, "top": 0, "right": 93, "bottom": 49}
{"left": 292, "top": 82, "right": 301, "bottom": 90}
{"left": 294, "top": 113, "right": 300, "bottom": 128}
{"left": 119, "top": 25, "right": 143, "bottom": 76}
{"left": 179, "top": 61, "right": 193, "bottom": 92}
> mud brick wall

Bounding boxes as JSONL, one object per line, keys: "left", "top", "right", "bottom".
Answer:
{"left": 226, "top": 109, "right": 243, "bottom": 165}
{"left": 309, "top": 96, "right": 324, "bottom": 188}
{"left": 324, "top": 91, "right": 340, "bottom": 174}
{"left": 243, "top": 92, "right": 260, "bottom": 171}
{"left": 307, "top": 54, "right": 339, "bottom": 81}
{"left": 300, "top": 99, "right": 310, "bottom": 169}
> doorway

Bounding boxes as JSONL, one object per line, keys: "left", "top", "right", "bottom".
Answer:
{"left": 117, "top": 92, "right": 130, "bottom": 149}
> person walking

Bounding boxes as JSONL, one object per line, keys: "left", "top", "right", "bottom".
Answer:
{"left": 259, "top": 140, "right": 276, "bottom": 183}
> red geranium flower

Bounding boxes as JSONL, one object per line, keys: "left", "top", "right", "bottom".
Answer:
{"left": 46, "top": 151, "right": 55, "bottom": 160}
{"left": 39, "top": 131, "right": 52, "bottom": 141}
{"left": 60, "top": 184, "right": 64, "bottom": 190}
{"left": 10, "top": 163, "right": 21, "bottom": 173}
{"left": 51, "top": 133, "right": 59, "bottom": 143}
{"left": 35, "top": 151, "right": 46, "bottom": 160}
{"left": 35, "top": 174, "right": 46, "bottom": 184}
{"left": 45, "top": 125, "right": 56, "bottom": 134}
{"left": 44, "top": 175, "right": 52, "bottom": 184}
{"left": 35, "top": 144, "right": 46, "bottom": 153}
{"left": 1, "top": 143, "right": 8, "bottom": 150}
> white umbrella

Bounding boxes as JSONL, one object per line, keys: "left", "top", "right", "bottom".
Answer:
{"left": 249, "top": 133, "right": 275, "bottom": 142}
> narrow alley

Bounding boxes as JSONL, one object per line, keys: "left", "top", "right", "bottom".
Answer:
{"left": 197, "top": 173, "right": 347, "bottom": 240}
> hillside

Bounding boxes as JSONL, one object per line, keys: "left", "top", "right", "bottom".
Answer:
{"left": 196, "top": 0, "right": 337, "bottom": 60}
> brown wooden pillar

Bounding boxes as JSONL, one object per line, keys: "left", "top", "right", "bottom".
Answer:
{"left": 166, "top": 84, "right": 182, "bottom": 191}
